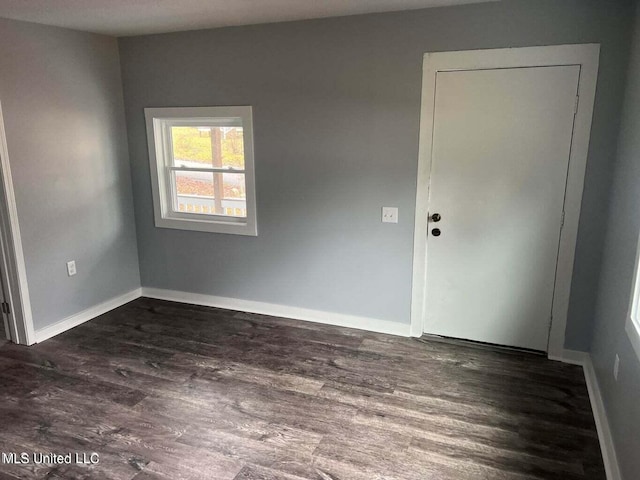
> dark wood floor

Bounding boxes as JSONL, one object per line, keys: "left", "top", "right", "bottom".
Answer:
{"left": 0, "top": 298, "right": 605, "bottom": 479}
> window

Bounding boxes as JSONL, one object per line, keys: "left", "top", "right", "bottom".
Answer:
{"left": 145, "top": 106, "right": 257, "bottom": 236}
{"left": 627, "top": 234, "right": 640, "bottom": 361}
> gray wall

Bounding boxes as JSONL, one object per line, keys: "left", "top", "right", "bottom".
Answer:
{"left": 591, "top": 3, "right": 640, "bottom": 479}
{"left": 119, "top": 0, "right": 633, "bottom": 349}
{"left": 0, "top": 18, "right": 140, "bottom": 330}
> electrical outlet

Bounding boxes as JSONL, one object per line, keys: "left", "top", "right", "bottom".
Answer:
{"left": 382, "top": 207, "right": 398, "bottom": 224}
{"left": 66, "top": 260, "right": 76, "bottom": 277}
{"left": 613, "top": 354, "right": 620, "bottom": 381}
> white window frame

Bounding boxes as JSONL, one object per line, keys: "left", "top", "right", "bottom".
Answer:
{"left": 626, "top": 233, "right": 640, "bottom": 362}
{"left": 144, "top": 106, "right": 257, "bottom": 236}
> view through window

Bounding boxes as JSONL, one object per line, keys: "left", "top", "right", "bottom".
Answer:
{"left": 627, "top": 238, "right": 640, "bottom": 361}
{"left": 171, "top": 126, "right": 247, "bottom": 217}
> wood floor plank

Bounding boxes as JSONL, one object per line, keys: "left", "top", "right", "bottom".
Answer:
{"left": 0, "top": 298, "right": 605, "bottom": 479}
{"left": 408, "top": 436, "right": 585, "bottom": 480}
{"left": 315, "top": 380, "right": 597, "bottom": 462}
{"left": 176, "top": 426, "right": 320, "bottom": 479}
{"left": 232, "top": 464, "right": 314, "bottom": 480}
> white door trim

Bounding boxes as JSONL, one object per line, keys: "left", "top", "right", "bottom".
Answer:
{"left": 410, "top": 44, "right": 600, "bottom": 359}
{"left": 0, "top": 100, "right": 35, "bottom": 345}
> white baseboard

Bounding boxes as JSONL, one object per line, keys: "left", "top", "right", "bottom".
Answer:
{"left": 582, "top": 355, "right": 622, "bottom": 480}
{"left": 34, "top": 288, "right": 142, "bottom": 343}
{"left": 141, "top": 287, "right": 411, "bottom": 337}
{"left": 548, "top": 348, "right": 588, "bottom": 365}
{"left": 552, "top": 349, "right": 621, "bottom": 480}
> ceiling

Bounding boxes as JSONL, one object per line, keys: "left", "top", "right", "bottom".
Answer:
{"left": 0, "top": 0, "right": 499, "bottom": 37}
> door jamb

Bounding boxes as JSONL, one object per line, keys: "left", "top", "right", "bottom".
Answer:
{"left": 0, "top": 100, "right": 35, "bottom": 345}
{"left": 410, "top": 44, "right": 600, "bottom": 359}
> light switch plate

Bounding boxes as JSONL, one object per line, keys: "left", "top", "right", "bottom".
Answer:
{"left": 382, "top": 207, "right": 398, "bottom": 224}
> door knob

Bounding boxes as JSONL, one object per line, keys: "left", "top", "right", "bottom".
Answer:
{"left": 431, "top": 228, "right": 441, "bottom": 237}
{"left": 430, "top": 213, "right": 441, "bottom": 222}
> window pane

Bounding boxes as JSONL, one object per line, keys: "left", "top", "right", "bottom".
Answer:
{"left": 171, "top": 126, "right": 245, "bottom": 170}
{"left": 173, "top": 170, "right": 247, "bottom": 217}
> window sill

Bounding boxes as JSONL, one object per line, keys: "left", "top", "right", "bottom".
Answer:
{"left": 626, "top": 316, "right": 640, "bottom": 363}
{"left": 155, "top": 215, "right": 257, "bottom": 236}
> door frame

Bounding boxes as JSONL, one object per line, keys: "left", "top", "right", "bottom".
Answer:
{"left": 0, "top": 100, "right": 35, "bottom": 345}
{"left": 410, "top": 44, "right": 600, "bottom": 359}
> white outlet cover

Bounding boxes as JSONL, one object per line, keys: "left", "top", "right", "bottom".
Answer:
{"left": 66, "top": 260, "right": 76, "bottom": 276}
{"left": 382, "top": 207, "right": 398, "bottom": 224}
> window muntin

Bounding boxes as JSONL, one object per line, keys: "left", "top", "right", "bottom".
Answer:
{"left": 145, "top": 107, "right": 256, "bottom": 236}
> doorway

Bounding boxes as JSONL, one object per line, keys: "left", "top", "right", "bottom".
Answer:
{"left": 0, "top": 100, "right": 34, "bottom": 345}
{"left": 0, "top": 264, "right": 9, "bottom": 341}
{"left": 410, "top": 45, "right": 600, "bottom": 357}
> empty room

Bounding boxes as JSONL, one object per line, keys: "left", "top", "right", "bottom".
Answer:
{"left": 0, "top": 0, "right": 639, "bottom": 479}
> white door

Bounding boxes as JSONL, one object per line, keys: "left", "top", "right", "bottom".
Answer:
{"left": 0, "top": 220, "right": 9, "bottom": 341}
{"left": 0, "top": 152, "right": 10, "bottom": 341}
{"left": 0, "top": 269, "right": 8, "bottom": 341}
{"left": 424, "top": 66, "right": 580, "bottom": 351}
